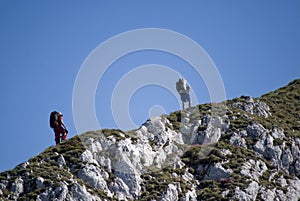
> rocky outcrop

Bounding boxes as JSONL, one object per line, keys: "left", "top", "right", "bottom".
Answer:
{"left": 228, "top": 121, "right": 300, "bottom": 177}
{"left": 1, "top": 79, "right": 299, "bottom": 200}
{"left": 231, "top": 96, "right": 271, "bottom": 118}
{"left": 181, "top": 113, "right": 229, "bottom": 145}
{"left": 240, "top": 159, "right": 267, "bottom": 182}
{"left": 1, "top": 110, "right": 300, "bottom": 200}
{"left": 77, "top": 164, "right": 112, "bottom": 196}
{"left": 35, "top": 182, "right": 102, "bottom": 201}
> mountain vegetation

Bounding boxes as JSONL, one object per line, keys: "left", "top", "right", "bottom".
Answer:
{"left": 0, "top": 79, "right": 299, "bottom": 201}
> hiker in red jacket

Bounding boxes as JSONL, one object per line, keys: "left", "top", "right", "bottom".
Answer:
{"left": 50, "top": 111, "right": 68, "bottom": 145}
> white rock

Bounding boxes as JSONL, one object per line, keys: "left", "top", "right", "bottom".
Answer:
{"left": 36, "top": 177, "right": 45, "bottom": 189}
{"left": 182, "top": 169, "right": 194, "bottom": 182}
{"left": 266, "top": 135, "right": 274, "bottom": 146}
{"left": 245, "top": 181, "right": 259, "bottom": 200}
{"left": 269, "top": 145, "right": 283, "bottom": 168}
{"left": 16, "top": 161, "right": 29, "bottom": 169}
{"left": 204, "top": 162, "right": 232, "bottom": 181}
{"left": 285, "top": 178, "right": 300, "bottom": 201}
{"left": 221, "top": 189, "right": 230, "bottom": 198}
{"left": 160, "top": 183, "right": 178, "bottom": 201}
{"left": 180, "top": 188, "right": 197, "bottom": 201}
{"left": 278, "top": 176, "right": 288, "bottom": 187}
{"left": 57, "top": 155, "right": 66, "bottom": 168}
{"left": 291, "top": 141, "right": 300, "bottom": 159}
{"left": 77, "top": 164, "right": 111, "bottom": 195}
{"left": 54, "top": 182, "right": 68, "bottom": 200}
{"left": 294, "top": 158, "right": 300, "bottom": 176}
{"left": 259, "top": 187, "right": 276, "bottom": 201}
{"left": 180, "top": 125, "right": 193, "bottom": 136}
{"left": 254, "top": 139, "right": 266, "bottom": 155}
{"left": 271, "top": 127, "right": 285, "bottom": 139}
{"left": 114, "top": 171, "right": 141, "bottom": 198}
{"left": 230, "top": 132, "right": 247, "bottom": 148}
{"left": 221, "top": 149, "right": 232, "bottom": 156}
{"left": 110, "top": 177, "right": 132, "bottom": 200}
{"left": 234, "top": 181, "right": 259, "bottom": 201}
{"left": 246, "top": 123, "right": 267, "bottom": 138}
{"left": 10, "top": 177, "right": 23, "bottom": 195}
{"left": 255, "top": 101, "right": 271, "bottom": 117}
{"left": 182, "top": 117, "right": 190, "bottom": 124}
{"left": 233, "top": 186, "right": 248, "bottom": 201}
{"left": 80, "top": 149, "right": 99, "bottom": 166}
{"left": 0, "top": 181, "right": 8, "bottom": 190}
{"left": 70, "top": 183, "right": 101, "bottom": 201}
{"left": 231, "top": 98, "right": 271, "bottom": 118}
{"left": 282, "top": 149, "right": 293, "bottom": 168}
{"left": 173, "top": 160, "right": 185, "bottom": 169}
{"left": 144, "top": 116, "right": 166, "bottom": 135}
{"left": 240, "top": 159, "right": 267, "bottom": 182}
{"left": 37, "top": 187, "right": 53, "bottom": 201}
{"left": 96, "top": 155, "right": 112, "bottom": 172}
{"left": 89, "top": 140, "right": 103, "bottom": 153}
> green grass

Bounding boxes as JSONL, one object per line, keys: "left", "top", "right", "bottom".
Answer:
{"left": 140, "top": 166, "right": 194, "bottom": 200}
{"left": 1, "top": 79, "right": 299, "bottom": 200}
{"left": 259, "top": 79, "right": 300, "bottom": 138}
{"left": 0, "top": 136, "right": 91, "bottom": 200}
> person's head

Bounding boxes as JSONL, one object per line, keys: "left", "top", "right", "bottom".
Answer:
{"left": 56, "top": 112, "right": 63, "bottom": 121}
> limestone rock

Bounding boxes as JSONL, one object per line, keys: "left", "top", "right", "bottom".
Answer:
{"left": 10, "top": 177, "right": 23, "bottom": 196}
{"left": 57, "top": 155, "right": 66, "bottom": 168}
{"left": 240, "top": 159, "right": 267, "bottom": 182}
{"left": 1, "top": 80, "right": 300, "bottom": 200}
{"left": 78, "top": 164, "right": 111, "bottom": 195}
{"left": 203, "top": 162, "right": 232, "bottom": 181}
{"left": 36, "top": 177, "right": 45, "bottom": 189}
{"left": 233, "top": 181, "right": 259, "bottom": 201}
{"left": 231, "top": 97, "right": 271, "bottom": 118}
{"left": 110, "top": 177, "right": 132, "bottom": 200}
{"left": 230, "top": 132, "right": 247, "bottom": 148}
{"left": 70, "top": 183, "right": 102, "bottom": 201}
{"left": 246, "top": 122, "right": 267, "bottom": 138}
{"left": 160, "top": 183, "right": 178, "bottom": 201}
{"left": 259, "top": 187, "right": 276, "bottom": 201}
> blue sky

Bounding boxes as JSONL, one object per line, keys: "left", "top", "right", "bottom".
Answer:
{"left": 0, "top": 1, "right": 299, "bottom": 172}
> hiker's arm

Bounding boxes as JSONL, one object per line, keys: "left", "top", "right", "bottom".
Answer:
{"left": 60, "top": 120, "right": 67, "bottom": 129}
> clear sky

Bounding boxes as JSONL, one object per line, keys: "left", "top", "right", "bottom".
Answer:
{"left": 0, "top": 1, "right": 299, "bottom": 172}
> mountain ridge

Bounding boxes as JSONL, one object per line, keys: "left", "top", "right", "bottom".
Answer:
{"left": 0, "top": 79, "right": 299, "bottom": 201}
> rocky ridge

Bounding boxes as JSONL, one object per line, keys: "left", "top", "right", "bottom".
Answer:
{"left": 0, "top": 79, "right": 299, "bottom": 200}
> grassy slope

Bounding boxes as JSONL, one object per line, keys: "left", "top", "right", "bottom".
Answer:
{"left": 0, "top": 79, "right": 299, "bottom": 200}
{"left": 259, "top": 79, "right": 300, "bottom": 137}
{"left": 167, "top": 79, "right": 300, "bottom": 200}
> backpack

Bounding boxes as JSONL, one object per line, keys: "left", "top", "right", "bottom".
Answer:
{"left": 49, "top": 111, "right": 60, "bottom": 128}
{"left": 176, "top": 79, "right": 188, "bottom": 94}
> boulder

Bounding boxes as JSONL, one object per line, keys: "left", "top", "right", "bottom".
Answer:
{"left": 230, "top": 132, "right": 247, "bottom": 148}
{"left": 57, "top": 155, "right": 66, "bottom": 168}
{"left": 246, "top": 123, "right": 267, "bottom": 138}
{"left": 77, "top": 164, "right": 111, "bottom": 195}
{"left": 240, "top": 159, "right": 267, "bottom": 182}
{"left": 203, "top": 162, "right": 232, "bottom": 181}
{"left": 233, "top": 181, "right": 259, "bottom": 201}
{"left": 36, "top": 177, "right": 45, "bottom": 189}
{"left": 160, "top": 183, "right": 178, "bottom": 201}
{"left": 110, "top": 177, "right": 132, "bottom": 200}
{"left": 70, "top": 183, "right": 101, "bottom": 201}
{"left": 10, "top": 177, "right": 23, "bottom": 196}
